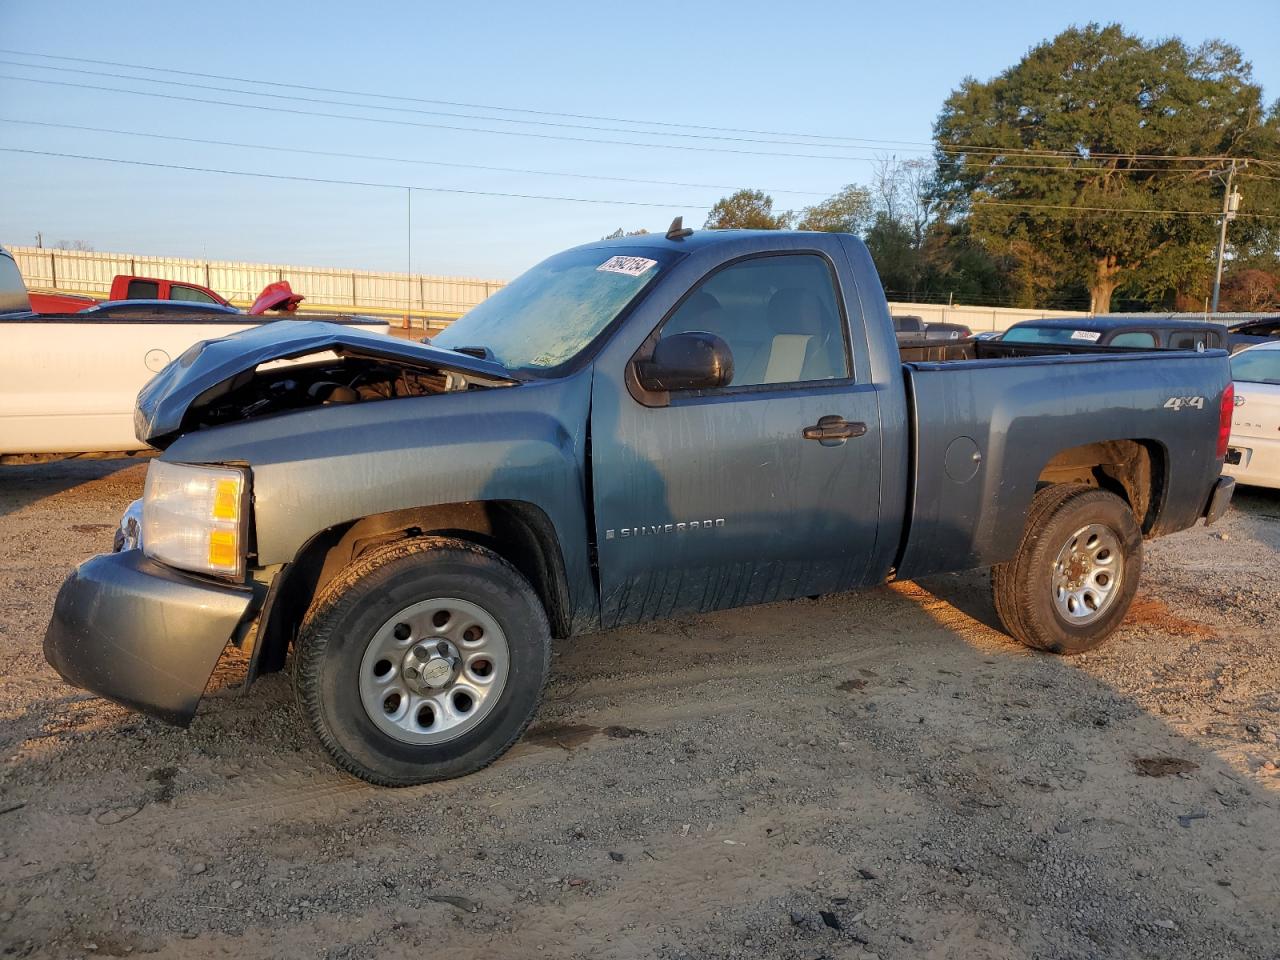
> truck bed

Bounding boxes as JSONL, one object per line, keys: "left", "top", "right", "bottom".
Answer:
{"left": 898, "top": 338, "right": 1172, "bottom": 363}
{"left": 893, "top": 347, "right": 1232, "bottom": 580}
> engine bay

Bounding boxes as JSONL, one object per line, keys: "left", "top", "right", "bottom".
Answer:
{"left": 186, "top": 354, "right": 498, "bottom": 432}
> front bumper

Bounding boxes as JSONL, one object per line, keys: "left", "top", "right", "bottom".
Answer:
{"left": 43, "top": 550, "right": 255, "bottom": 726}
{"left": 1202, "top": 475, "right": 1236, "bottom": 526}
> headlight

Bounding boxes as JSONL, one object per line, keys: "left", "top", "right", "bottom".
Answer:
{"left": 142, "top": 461, "right": 249, "bottom": 579}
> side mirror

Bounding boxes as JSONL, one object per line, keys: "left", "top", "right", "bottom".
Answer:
{"left": 635, "top": 331, "right": 734, "bottom": 393}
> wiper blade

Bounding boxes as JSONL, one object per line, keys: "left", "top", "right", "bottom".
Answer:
{"left": 451, "top": 345, "right": 494, "bottom": 361}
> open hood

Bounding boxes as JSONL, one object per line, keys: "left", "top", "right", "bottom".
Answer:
{"left": 135, "top": 320, "right": 518, "bottom": 446}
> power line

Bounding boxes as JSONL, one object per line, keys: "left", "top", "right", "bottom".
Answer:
{"left": 0, "top": 59, "right": 912, "bottom": 152}
{"left": 971, "top": 198, "right": 1280, "bottom": 220}
{"left": 2, "top": 47, "right": 1259, "bottom": 166}
{"left": 3, "top": 55, "right": 1261, "bottom": 166}
{"left": 0, "top": 117, "right": 830, "bottom": 197}
{"left": 0, "top": 47, "right": 926, "bottom": 147}
{"left": 0, "top": 74, "right": 885, "bottom": 163}
{"left": 0, "top": 146, "right": 712, "bottom": 208}
{"left": 8, "top": 145, "right": 1271, "bottom": 223}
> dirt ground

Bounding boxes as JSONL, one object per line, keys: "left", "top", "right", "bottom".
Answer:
{"left": 1, "top": 460, "right": 1278, "bottom": 960}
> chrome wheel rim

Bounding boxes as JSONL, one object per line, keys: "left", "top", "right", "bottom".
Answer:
{"left": 358, "top": 597, "right": 510, "bottom": 744}
{"left": 1051, "top": 523, "right": 1124, "bottom": 626}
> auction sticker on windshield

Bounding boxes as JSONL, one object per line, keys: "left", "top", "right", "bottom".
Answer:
{"left": 597, "top": 256, "right": 658, "bottom": 277}
{"left": 1070, "top": 330, "right": 1102, "bottom": 341}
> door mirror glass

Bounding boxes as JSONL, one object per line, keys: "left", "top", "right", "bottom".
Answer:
{"left": 635, "top": 331, "right": 734, "bottom": 392}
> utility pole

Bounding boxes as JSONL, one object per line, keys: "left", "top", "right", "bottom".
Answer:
{"left": 1211, "top": 159, "right": 1244, "bottom": 313}
{"left": 34, "top": 231, "right": 42, "bottom": 248}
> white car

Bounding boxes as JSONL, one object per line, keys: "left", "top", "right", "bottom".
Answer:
{"left": 0, "top": 246, "right": 388, "bottom": 458}
{"left": 1223, "top": 341, "right": 1280, "bottom": 490}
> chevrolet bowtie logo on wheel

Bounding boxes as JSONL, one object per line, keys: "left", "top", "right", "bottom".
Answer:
{"left": 606, "top": 519, "right": 726, "bottom": 540}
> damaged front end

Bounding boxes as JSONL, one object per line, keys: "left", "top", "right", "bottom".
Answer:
{"left": 47, "top": 320, "right": 523, "bottom": 725}
{"left": 135, "top": 320, "right": 519, "bottom": 448}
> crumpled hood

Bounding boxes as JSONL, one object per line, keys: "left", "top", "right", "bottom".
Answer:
{"left": 135, "top": 320, "right": 517, "bottom": 446}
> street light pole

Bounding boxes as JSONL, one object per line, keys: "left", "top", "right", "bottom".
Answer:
{"left": 1210, "top": 159, "right": 1243, "bottom": 313}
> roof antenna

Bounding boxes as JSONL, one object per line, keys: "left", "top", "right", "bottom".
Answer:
{"left": 666, "top": 216, "right": 694, "bottom": 241}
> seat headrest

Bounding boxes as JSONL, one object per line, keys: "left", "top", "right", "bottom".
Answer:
{"left": 680, "top": 290, "right": 722, "bottom": 328}
{"left": 767, "top": 287, "right": 829, "bottom": 336}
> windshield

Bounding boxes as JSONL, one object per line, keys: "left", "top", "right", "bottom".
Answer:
{"left": 1002, "top": 325, "right": 1101, "bottom": 344}
{"left": 1232, "top": 348, "right": 1280, "bottom": 385}
{"left": 432, "top": 246, "right": 678, "bottom": 375}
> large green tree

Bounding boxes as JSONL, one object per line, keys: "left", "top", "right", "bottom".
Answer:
{"left": 933, "top": 24, "right": 1277, "bottom": 311}
{"left": 704, "top": 189, "right": 793, "bottom": 229}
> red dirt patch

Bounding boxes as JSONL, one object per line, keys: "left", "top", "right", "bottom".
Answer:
{"left": 1126, "top": 597, "right": 1217, "bottom": 639}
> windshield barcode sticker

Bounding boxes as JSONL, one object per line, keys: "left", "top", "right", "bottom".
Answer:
{"left": 1070, "top": 329, "right": 1102, "bottom": 341}
{"left": 597, "top": 256, "right": 657, "bottom": 277}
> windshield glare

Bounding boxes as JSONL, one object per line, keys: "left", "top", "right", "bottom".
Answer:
{"left": 1231, "top": 348, "right": 1280, "bottom": 385}
{"left": 432, "top": 246, "right": 675, "bottom": 375}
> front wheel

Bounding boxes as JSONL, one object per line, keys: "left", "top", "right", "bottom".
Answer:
{"left": 293, "top": 536, "right": 551, "bottom": 786}
{"left": 992, "top": 484, "right": 1142, "bottom": 655}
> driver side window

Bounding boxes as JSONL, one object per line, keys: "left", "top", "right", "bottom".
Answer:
{"left": 658, "top": 254, "right": 849, "bottom": 388}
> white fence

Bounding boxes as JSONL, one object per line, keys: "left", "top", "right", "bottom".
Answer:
{"left": 11, "top": 244, "right": 1098, "bottom": 330}
{"left": 885, "top": 301, "right": 1088, "bottom": 333}
{"left": 8, "top": 246, "right": 505, "bottom": 320}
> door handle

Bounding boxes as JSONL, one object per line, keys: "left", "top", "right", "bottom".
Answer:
{"left": 802, "top": 415, "right": 868, "bottom": 443}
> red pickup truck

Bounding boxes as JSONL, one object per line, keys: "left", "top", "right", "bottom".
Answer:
{"left": 28, "top": 274, "right": 230, "bottom": 314}
{"left": 27, "top": 276, "right": 304, "bottom": 315}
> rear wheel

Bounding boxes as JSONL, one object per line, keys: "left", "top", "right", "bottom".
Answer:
{"left": 992, "top": 484, "right": 1142, "bottom": 655}
{"left": 293, "top": 536, "right": 551, "bottom": 786}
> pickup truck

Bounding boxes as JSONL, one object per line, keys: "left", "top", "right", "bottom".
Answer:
{"left": 44, "top": 226, "right": 1237, "bottom": 786}
{"left": 1000, "top": 316, "right": 1227, "bottom": 352}
{"left": 27, "top": 273, "right": 231, "bottom": 313}
{"left": 892, "top": 314, "right": 973, "bottom": 344}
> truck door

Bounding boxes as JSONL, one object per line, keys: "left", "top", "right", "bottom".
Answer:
{"left": 589, "top": 251, "right": 884, "bottom": 627}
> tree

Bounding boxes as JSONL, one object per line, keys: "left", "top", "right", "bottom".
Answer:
{"left": 933, "top": 24, "right": 1276, "bottom": 312}
{"left": 1220, "top": 268, "right": 1280, "bottom": 311}
{"left": 704, "top": 189, "right": 792, "bottom": 229}
{"left": 797, "top": 184, "right": 872, "bottom": 233}
{"left": 863, "top": 215, "right": 918, "bottom": 295}
{"left": 870, "top": 157, "right": 938, "bottom": 247}
{"left": 54, "top": 239, "right": 94, "bottom": 251}
{"left": 601, "top": 227, "right": 650, "bottom": 239}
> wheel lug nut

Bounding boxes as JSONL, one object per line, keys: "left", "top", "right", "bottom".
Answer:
{"left": 437, "top": 640, "right": 450, "bottom": 656}
{"left": 405, "top": 667, "right": 418, "bottom": 679}
{"left": 413, "top": 645, "right": 430, "bottom": 660}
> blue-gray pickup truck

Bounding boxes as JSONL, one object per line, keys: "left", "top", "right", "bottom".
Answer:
{"left": 44, "top": 225, "right": 1237, "bottom": 785}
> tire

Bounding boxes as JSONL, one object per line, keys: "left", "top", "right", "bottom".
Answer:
{"left": 293, "top": 536, "right": 551, "bottom": 786}
{"left": 992, "top": 484, "right": 1142, "bottom": 655}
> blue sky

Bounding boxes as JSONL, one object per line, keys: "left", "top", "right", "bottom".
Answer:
{"left": 1, "top": 0, "right": 1276, "bottom": 279}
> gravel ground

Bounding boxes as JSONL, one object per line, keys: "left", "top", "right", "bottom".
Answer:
{"left": 1, "top": 460, "right": 1277, "bottom": 960}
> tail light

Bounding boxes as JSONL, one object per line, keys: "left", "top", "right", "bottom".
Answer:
{"left": 1216, "top": 383, "right": 1234, "bottom": 459}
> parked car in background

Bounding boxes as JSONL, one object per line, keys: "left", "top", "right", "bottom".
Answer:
{"left": 893, "top": 314, "right": 973, "bottom": 344}
{"left": 1222, "top": 341, "right": 1280, "bottom": 490}
{"left": 75, "top": 300, "right": 242, "bottom": 320}
{"left": 27, "top": 273, "right": 232, "bottom": 313}
{"left": 1227, "top": 315, "right": 1280, "bottom": 353}
{"left": 1001, "top": 316, "right": 1226, "bottom": 351}
{"left": 0, "top": 245, "right": 390, "bottom": 458}
{"left": 43, "top": 227, "right": 1234, "bottom": 786}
